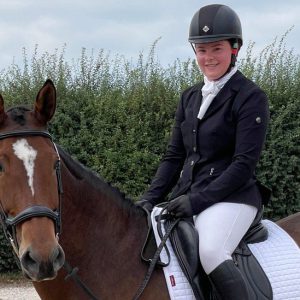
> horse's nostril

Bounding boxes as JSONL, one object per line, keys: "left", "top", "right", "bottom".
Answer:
{"left": 52, "top": 245, "right": 65, "bottom": 271}
{"left": 21, "top": 249, "right": 39, "bottom": 275}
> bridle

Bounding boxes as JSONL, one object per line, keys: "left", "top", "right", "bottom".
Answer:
{"left": 0, "top": 129, "right": 99, "bottom": 300}
{"left": 0, "top": 130, "right": 63, "bottom": 254}
{"left": 0, "top": 129, "right": 101, "bottom": 300}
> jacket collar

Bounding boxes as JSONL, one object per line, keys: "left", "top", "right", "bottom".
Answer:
{"left": 198, "top": 70, "right": 244, "bottom": 121}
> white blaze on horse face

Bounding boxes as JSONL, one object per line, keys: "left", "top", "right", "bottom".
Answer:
{"left": 12, "top": 138, "right": 37, "bottom": 196}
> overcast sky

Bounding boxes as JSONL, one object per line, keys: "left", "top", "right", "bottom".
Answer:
{"left": 0, "top": 0, "right": 299, "bottom": 70}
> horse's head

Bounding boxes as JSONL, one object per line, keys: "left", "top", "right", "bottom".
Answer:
{"left": 0, "top": 80, "right": 65, "bottom": 281}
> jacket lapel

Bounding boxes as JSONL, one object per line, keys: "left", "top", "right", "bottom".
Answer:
{"left": 199, "top": 71, "right": 243, "bottom": 121}
{"left": 193, "top": 86, "right": 203, "bottom": 129}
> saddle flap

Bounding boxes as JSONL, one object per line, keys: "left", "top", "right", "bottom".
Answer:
{"left": 245, "top": 207, "right": 269, "bottom": 244}
{"left": 233, "top": 241, "right": 273, "bottom": 299}
{"left": 166, "top": 218, "right": 211, "bottom": 300}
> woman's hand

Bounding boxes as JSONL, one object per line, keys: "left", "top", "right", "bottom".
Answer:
{"left": 135, "top": 199, "right": 154, "bottom": 212}
{"left": 168, "top": 195, "right": 194, "bottom": 218}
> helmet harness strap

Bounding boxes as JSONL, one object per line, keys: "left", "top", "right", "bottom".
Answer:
{"left": 230, "top": 40, "right": 239, "bottom": 67}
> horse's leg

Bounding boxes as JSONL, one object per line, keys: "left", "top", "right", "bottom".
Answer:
{"left": 277, "top": 212, "right": 300, "bottom": 247}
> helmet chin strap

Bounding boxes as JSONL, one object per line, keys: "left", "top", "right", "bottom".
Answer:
{"left": 230, "top": 40, "right": 239, "bottom": 67}
{"left": 220, "top": 40, "right": 240, "bottom": 78}
{"left": 190, "top": 43, "right": 196, "bottom": 54}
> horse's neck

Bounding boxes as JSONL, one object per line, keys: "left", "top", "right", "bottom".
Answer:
{"left": 36, "top": 155, "right": 162, "bottom": 299}
{"left": 60, "top": 162, "right": 146, "bottom": 252}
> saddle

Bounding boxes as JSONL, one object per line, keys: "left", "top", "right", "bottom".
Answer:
{"left": 141, "top": 207, "right": 273, "bottom": 300}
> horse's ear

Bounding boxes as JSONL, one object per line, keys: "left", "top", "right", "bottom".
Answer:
{"left": 34, "top": 79, "right": 56, "bottom": 124}
{"left": 0, "top": 94, "right": 7, "bottom": 124}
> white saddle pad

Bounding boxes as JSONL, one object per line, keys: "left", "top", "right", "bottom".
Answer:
{"left": 151, "top": 207, "right": 300, "bottom": 300}
{"left": 151, "top": 207, "right": 196, "bottom": 299}
{"left": 248, "top": 220, "right": 300, "bottom": 300}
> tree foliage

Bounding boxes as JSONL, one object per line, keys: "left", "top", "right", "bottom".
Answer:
{"left": 0, "top": 36, "right": 299, "bottom": 272}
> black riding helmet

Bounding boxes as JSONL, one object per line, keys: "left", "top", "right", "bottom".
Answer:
{"left": 189, "top": 4, "right": 242, "bottom": 66}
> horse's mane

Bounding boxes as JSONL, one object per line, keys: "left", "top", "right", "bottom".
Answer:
{"left": 57, "top": 145, "right": 142, "bottom": 215}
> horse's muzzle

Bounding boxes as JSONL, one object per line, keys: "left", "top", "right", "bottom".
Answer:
{"left": 20, "top": 244, "right": 65, "bottom": 281}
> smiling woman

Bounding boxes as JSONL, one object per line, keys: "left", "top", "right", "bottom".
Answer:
{"left": 138, "top": 4, "right": 271, "bottom": 300}
{"left": 194, "top": 41, "right": 233, "bottom": 81}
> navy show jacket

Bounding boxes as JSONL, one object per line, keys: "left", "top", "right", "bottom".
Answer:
{"left": 142, "top": 70, "right": 270, "bottom": 214}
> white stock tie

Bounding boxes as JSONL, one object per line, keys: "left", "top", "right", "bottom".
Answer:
{"left": 197, "top": 66, "right": 238, "bottom": 120}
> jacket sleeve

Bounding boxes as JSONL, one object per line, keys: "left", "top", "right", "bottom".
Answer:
{"left": 190, "top": 87, "right": 269, "bottom": 214}
{"left": 142, "top": 95, "right": 186, "bottom": 205}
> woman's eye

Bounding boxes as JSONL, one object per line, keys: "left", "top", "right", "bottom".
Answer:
{"left": 196, "top": 50, "right": 205, "bottom": 56}
{"left": 214, "top": 47, "right": 223, "bottom": 52}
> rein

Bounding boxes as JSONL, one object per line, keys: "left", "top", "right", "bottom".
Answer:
{"left": 133, "top": 205, "right": 179, "bottom": 300}
{"left": 63, "top": 261, "right": 99, "bottom": 300}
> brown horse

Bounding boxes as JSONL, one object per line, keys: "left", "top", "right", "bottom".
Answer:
{"left": 277, "top": 212, "right": 300, "bottom": 246}
{"left": 0, "top": 80, "right": 168, "bottom": 299}
{"left": 0, "top": 80, "right": 299, "bottom": 300}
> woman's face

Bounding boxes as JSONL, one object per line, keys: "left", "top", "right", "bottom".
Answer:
{"left": 195, "top": 40, "right": 232, "bottom": 81}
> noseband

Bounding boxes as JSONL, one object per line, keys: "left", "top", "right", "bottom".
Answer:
{"left": 0, "top": 130, "right": 63, "bottom": 254}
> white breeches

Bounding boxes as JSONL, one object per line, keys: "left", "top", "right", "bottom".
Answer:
{"left": 194, "top": 202, "right": 257, "bottom": 274}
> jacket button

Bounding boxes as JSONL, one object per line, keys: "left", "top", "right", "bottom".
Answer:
{"left": 256, "top": 117, "right": 262, "bottom": 124}
{"left": 192, "top": 129, "right": 196, "bottom": 134}
{"left": 191, "top": 160, "right": 194, "bottom": 166}
{"left": 193, "top": 146, "right": 197, "bottom": 152}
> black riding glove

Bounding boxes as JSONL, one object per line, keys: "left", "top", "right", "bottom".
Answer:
{"left": 168, "top": 195, "right": 194, "bottom": 218}
{"left": 135, "top": 199, "right": 154, "bottom": 212}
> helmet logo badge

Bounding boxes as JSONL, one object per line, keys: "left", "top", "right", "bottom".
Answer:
{"left": 202, "top": 25, "right": 210, "bottom": 32}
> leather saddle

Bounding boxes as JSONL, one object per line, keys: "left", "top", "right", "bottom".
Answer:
{"left": 141, "top": 207, "right": 273, "bottom": 300}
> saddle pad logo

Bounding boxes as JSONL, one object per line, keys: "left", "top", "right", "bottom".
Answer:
{"left": 170, "top": 275, "right": 176, "bottom": 287}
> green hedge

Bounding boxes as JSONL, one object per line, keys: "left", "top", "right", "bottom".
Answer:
{"left": 0, "top": 37, "right": 299, "bottom": 272}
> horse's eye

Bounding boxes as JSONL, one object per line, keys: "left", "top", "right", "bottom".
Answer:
{"left": 0, "top": 163, "right": 4, "bottom": 172}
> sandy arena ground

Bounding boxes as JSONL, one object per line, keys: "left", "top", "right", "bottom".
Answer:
{"left": 0, "top": 281, "right": 40, "bottom": 300}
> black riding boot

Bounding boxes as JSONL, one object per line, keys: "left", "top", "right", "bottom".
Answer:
{"left": 209, "top": 260, "right": 249, "bottom": 300}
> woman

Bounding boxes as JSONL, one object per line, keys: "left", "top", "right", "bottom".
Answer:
{"left": 137, "top": 4, "right": 270, "bottom": 300}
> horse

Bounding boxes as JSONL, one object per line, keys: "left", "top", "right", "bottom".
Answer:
{"left": 0, "top": 80, "right": 299, "bottom": 300}
{"left": 277, "top": 212, "right": 300, "bottom": 246}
